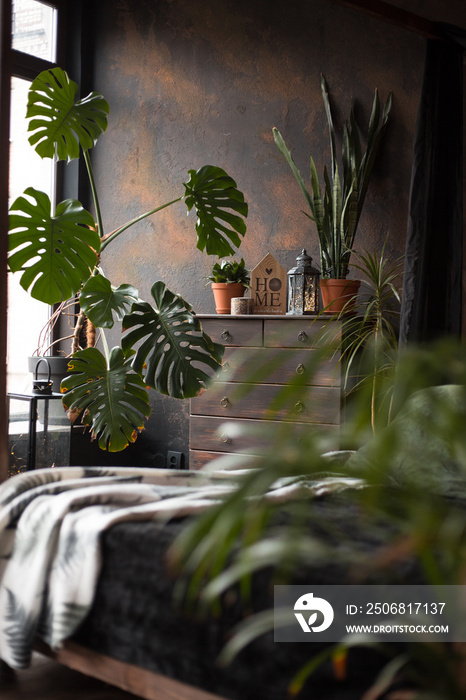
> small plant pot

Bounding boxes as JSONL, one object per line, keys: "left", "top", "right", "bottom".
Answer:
{"left": 320, "top": 279, "right": 361, "bottom": 314}
{"left": 211, "top": 283, "right": 246, "bottom": 314}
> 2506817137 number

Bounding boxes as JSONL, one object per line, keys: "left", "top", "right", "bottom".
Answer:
{"left": 366, "top": 602, "right": 446, "bottom": 615}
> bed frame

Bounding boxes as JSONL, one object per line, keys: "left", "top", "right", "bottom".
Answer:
{"left": 36, "top": 640, "right": 228, "bottom": 700}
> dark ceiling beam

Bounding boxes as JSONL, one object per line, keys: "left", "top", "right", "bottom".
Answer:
{"left": 328, "top": 0, "right": 443, "bottom": 39}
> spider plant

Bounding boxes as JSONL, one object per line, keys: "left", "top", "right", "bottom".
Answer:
{"left": 316, "top": 242, "right": 403, "bottom": 436}
{"left": 273, "top": 75, "right": 392, "bottom": 279}
{"left": 8, "top": 67, "right": 248, "bottom": 451}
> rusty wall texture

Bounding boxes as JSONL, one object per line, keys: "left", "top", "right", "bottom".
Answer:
{"left": 85, "top": 0, "right": 429, "bottom": 466}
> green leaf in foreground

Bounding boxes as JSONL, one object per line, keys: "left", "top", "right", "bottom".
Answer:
{"left": 122, "top": 281, "right": 224, "bottom": 398}
{"left": 61, "top": 347, "right": 151, "bottom": 452}
{"left": 80, "top": 274, "right": 138, "bottom": 329}
{"left": 8, "top": 188, "right": 99, "bottom": 305}
{"left": 183, "top": 165, "right": 248, "bottom": 257}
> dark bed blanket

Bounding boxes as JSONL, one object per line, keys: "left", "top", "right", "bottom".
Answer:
{"left": 0, "top": 465, "right": 364, "bottom": 679}
{"left": 73, "top": 493, "right": 423, "bottom": 700}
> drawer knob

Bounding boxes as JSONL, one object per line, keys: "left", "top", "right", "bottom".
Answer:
{"left": 220, "top": 433, "right": 231, "bottom": 444}
{"left": 294, "top": 401, "right": 305, "bottom": 413}
{"left": 296, "top": 363, "right": 305, "bottom": 375}
{"left": 221, "top": 330, "right": 231, "bottom": 341}
{"left": 297, "top": 331, "right": 308, "bottom": 343}
{"left": 220, "top": 396, "right": 230, "bottom": 408}
{"left": 222, "top": 361, "right": 230, "bottom": 372}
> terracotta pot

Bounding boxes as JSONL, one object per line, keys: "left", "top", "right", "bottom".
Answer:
{"left": 319, "top": 278, "right": 361, "bottom": 314}
{"left": 211, "top": 283, "right": 246, "bottom": 314}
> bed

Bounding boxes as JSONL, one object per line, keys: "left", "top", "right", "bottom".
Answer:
{"left": 0, "top": 460, "right": 427, "bottom": 700}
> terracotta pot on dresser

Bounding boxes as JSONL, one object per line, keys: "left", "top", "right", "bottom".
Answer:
{"left": 319, "top": 279, "right": 361, "bottom": 314}
{"left": 211, "top": 283, "right": 246, "bottom": 314}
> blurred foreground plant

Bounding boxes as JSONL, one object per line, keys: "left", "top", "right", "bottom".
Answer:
{"left": 170, "top": 337, "right": 466, "bottom": 699}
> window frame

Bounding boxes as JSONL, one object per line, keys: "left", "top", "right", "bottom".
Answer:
{"left": 10, "top": 0, "right": 74, "bottom": 358}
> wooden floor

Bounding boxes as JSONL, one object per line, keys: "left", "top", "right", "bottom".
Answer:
{"left": 0, "top": 652, "right": 143, "bottom": 699}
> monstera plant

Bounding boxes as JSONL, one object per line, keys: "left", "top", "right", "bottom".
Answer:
{"left": 8, "top": 67, "right": 248, "bottom": 452}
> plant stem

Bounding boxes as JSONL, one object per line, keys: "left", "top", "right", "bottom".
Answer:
{"left": 371, "top": 368, "right": 377, "bottom": 436}
{"left": 72, "top": 308, "right": 87, "bottom": 354}
{"left": 86, "top": 319, "right": 96, "bottom": 348}
{"left": 83, "top": 149, "right": 104, "bottom": 240}
{"left": 100, "top": 196, "right": 184, "bottom": 252}
{"left": 100, "top": 329, "right": 110, "bottom": 364}
{"left": 37, "top": 334, "right": 76, "bottom": 356}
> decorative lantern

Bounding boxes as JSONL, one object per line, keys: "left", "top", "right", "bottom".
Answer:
{"left": 287, "top": 249, "right": 320, "bottom": 315}
{"left": 7, "top": 358, "right": 71, "bottom": 475}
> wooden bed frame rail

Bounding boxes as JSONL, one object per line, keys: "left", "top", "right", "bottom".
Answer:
{"left": 35, "top": 639, "right": 228, "bottom": 700}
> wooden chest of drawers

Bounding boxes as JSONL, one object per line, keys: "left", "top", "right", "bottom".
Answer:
{"left": 189, "top": 315, "right": 341, "bottom": 469}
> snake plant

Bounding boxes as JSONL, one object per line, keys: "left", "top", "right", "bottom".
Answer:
{"left": 8, "top": 67, "right": 248, "bottom": 451}
{"left": 273, "top": 75, "right": 392, "bottom": 278}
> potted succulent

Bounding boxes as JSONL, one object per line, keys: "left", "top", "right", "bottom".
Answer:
{"left": 273, "top": 75, "right": 392, "bottom": 312}
{"left": 8, "top": 67, "right": 248, "bottom": 452}
{"left": 205, "top": 258, "right": 250, "bottom": 314}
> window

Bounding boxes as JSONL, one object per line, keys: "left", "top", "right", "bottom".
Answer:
{"left": 12, "top": 0, "right": 57, "bottom": 62}
{"left": 8, "top": 0, "right": 59, "bottom": 393}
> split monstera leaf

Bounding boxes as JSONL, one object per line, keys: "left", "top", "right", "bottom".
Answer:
{"left": 8, "top": 67, "right": 247, "bottom": 451}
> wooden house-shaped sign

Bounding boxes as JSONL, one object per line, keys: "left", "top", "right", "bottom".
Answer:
{"left": 250, "top": 253, "right": 287, "bottom": 315}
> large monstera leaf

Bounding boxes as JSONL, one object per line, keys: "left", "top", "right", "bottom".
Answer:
{"left": 80, "top": 274, "right": 139, "bottom": 329}
{"left": 183, "top": 165, "right": 248, "bottom": 257}
{"left": 61, "top": 347, "right": 151, "bottom": 452}
{"left": 8, "top": 188, "right": 100, "bottom": 305}
{"left": 27, "top": 67, "right": 109, "bottom": 161}
{"left": 122, "top": 281, "right": 224, "bottom": 398}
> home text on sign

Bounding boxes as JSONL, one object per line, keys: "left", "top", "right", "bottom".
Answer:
{"left": 251, "top": 253, "right": 286, "bottom": 315}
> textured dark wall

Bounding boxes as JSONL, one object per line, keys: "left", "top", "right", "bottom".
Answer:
{"left": 84, "top": 0, "right": 428, "bottom": 467}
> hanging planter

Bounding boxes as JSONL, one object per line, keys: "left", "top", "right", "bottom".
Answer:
{"left": 320, "top": 278, "right": 361, "bottom": 314}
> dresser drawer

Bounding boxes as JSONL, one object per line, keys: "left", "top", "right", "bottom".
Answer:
{"left": 200, "top": 318, "right": 262, "bottom": 347}
{"left": 191, "top": 382, "right": 340, "bottom": 424}
{"left": 189, "top": 450, "right": 255, "bottom": 470}
{"left": 190, "top": 416, "right": 275, "bottom": 453}
{"left": 264, "top": 319, "right": 341, "bottom": 348}
{"left": 190, "top": 415, "right": 340, "bottom": 453}
{"left": 220, "top": 347, "right": 340, "bottom": 386}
